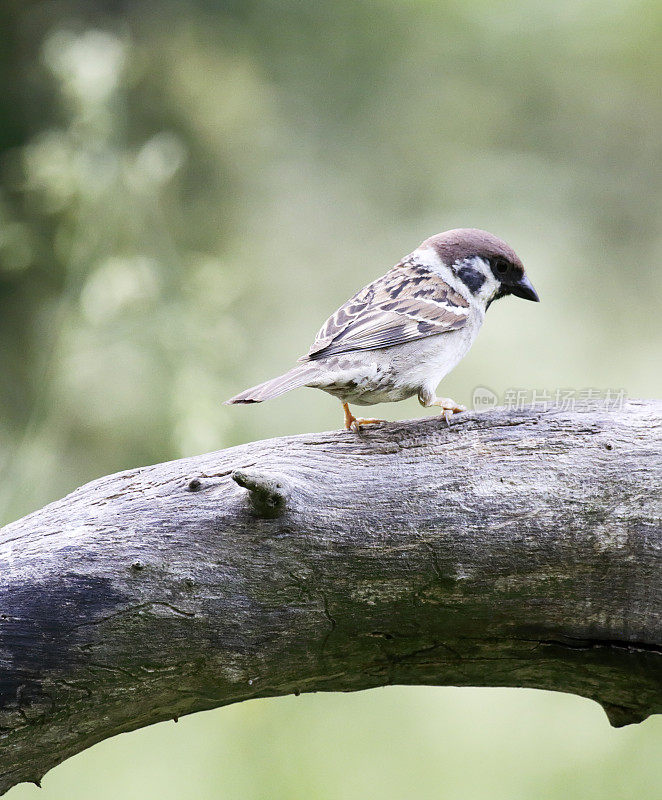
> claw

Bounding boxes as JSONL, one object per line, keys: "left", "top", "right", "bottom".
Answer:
{"left": 343, "top": 403, "right": 385, "bottom": 432}
{"left": 419, "top": 395, "right": 466, "bottom": 423}
{"left": 351, "top": 417, "right": 385, "bottom": 432}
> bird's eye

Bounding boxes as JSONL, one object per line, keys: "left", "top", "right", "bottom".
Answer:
{"left": 494, "top": 259, "right": 509, "bottom": 276}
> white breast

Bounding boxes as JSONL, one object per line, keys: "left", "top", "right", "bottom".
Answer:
{"left": 390, "top": 308, "right": 483, "bottom": 396}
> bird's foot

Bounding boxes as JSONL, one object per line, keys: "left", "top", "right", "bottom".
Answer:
{"left": 350, "top": 417, "right": 386, "bottom": 433}
{"left": 428, "top": 397, "right": 466, "bottom": 426}
{"left": 342, "top": 403, "right": 385, "bottom": 432}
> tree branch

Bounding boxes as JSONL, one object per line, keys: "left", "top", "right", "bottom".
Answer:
{"left": 0, "top": 400, "right": 660, "bottom": 793}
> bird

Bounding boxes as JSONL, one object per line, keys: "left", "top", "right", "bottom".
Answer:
{"left": 226, "top": 228, "right": 539, "bottom": 430}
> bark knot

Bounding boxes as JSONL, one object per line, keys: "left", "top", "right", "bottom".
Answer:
{"left": 232, "top": 469, "right": 290, "bottom": 518}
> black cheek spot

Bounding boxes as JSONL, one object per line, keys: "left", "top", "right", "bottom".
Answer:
{"left": 457, "top": 265, "right": 486, "bottom": 295}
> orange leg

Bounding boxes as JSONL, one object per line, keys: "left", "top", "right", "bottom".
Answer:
{"left": 342, "top": 403, "right": 385, "bottom": 432}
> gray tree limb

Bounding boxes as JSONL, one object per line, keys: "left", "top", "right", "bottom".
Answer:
{"left": 0, "top": 400, "right": 661, "bottom": 793}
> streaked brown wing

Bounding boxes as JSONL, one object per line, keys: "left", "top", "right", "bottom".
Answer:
{"left": 300, "top": 259, "right": 469, "bottom": 361}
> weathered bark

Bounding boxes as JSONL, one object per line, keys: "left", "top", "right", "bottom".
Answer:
{"left": 0, "top": 400, "right": 660, "bottom": 792}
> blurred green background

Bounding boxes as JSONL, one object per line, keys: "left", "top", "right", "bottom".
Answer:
{"left": 2, "top": 1, "right": 661, "bottom": 798}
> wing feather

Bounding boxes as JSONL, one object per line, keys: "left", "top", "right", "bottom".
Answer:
{"left": 300, "top": 259, "right": 469, "bottom": 361}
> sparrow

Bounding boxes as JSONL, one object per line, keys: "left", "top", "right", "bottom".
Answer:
{"left": 226, "top": 228, "right": 539, "bottom": 430}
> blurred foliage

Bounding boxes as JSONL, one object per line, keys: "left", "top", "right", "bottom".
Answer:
{"left": 2, "top": 1, "right": 662, "bottom": 798}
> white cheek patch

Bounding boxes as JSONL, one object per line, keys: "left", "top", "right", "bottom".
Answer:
{"left": 476, "top": 273, "right": 501, "bottom": 304}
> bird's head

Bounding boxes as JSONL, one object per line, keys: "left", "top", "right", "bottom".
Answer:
{"left": 422, "top": 228, "right": 539, "bottom": 308}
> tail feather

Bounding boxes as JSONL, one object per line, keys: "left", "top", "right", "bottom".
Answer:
{"left": 225, "top": 364, "right": 318, "bottom": 404}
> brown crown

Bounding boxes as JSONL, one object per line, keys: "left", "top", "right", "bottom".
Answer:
{"left": 422, "top": 228, "right": 523, "bottom": 270}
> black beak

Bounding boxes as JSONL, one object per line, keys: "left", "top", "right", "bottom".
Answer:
{"left": 510, "top": 274, "right": 540, "bottom": 302}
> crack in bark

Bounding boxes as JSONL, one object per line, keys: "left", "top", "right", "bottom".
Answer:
{"left": 539, "top": 638, "right": 662, "bottom": 656}
{"left": 70, "top": 601, "right": 195, "bottom": 632}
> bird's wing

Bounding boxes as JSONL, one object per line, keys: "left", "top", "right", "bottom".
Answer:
{"left": 300, "top": 259, "right": 470, "bottom": 361}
